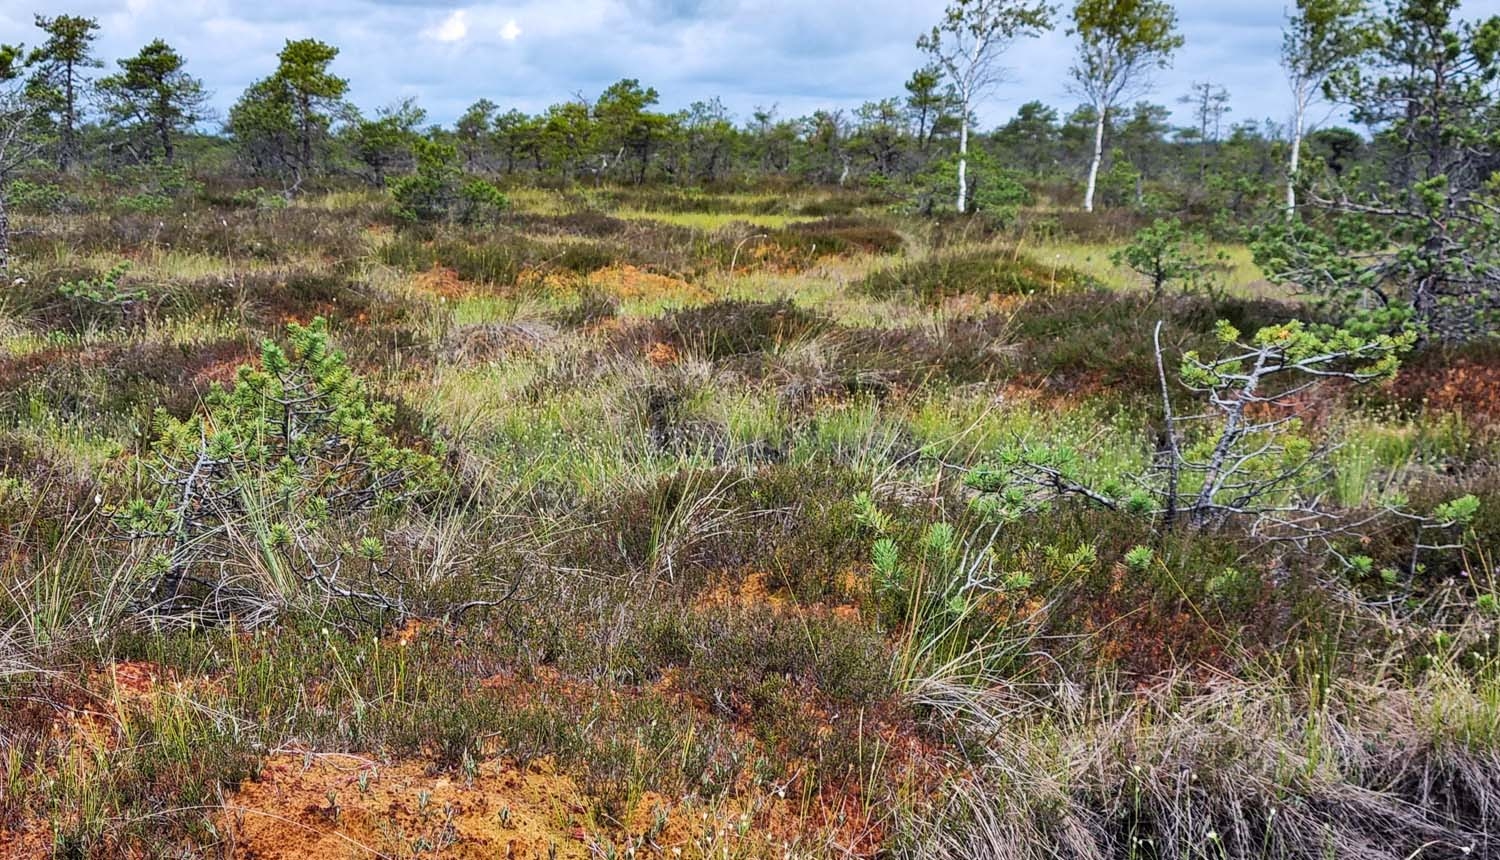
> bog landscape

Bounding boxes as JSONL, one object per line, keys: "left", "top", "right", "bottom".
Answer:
{"left": 1, "top": 0, "right": 1499, "bottom": 857}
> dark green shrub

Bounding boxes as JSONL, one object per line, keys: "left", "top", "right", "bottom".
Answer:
{"left": 1113, "top": 217, "right": 1226, "bottom": 299}
{"left": 654, "top": 298, "right": 831, "bottom": 360}
{"left": 390, "top": 139, "right": 509, "bottom": 225}
{"left": 859, "top": 248, "right": 1091, "bottom": 304}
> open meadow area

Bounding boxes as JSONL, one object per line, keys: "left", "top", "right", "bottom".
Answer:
{"left": 3, "top": 1, "right": 1500, "bottom": 858}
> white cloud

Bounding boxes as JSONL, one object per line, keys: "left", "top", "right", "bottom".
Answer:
{"left": 41, "top": 0, "right": 1500, "bottom": 129}
{"left": 424, "top": 9, "right": 469, "bottom": 43}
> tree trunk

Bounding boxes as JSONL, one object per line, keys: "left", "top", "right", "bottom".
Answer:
{"left": 0, "top": 187, "right": 9, "bottom": 276}
{"left": 1084, "top": 107, "right": 1106, "bottom": 213}
{"left": 956, "top": 113, "right": 969, "bottom": 215}
{"left": 159, "top": 115, "right": 174, "bottom": 164}
{"left": 299, "top": 95, "right": 314, "bottom": 174}
{"left": 1286, "top": 96, "right": 1305, "bottom": 218}
{"left": 61, "top": 61, "right": 76, "bottom": 172}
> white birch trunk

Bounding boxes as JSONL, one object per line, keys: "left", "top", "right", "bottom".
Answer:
{"left": 1286, "top": 87, "right": 1306, "bottom": 217}
{"left": 957, "top": 112, "right": 969, "bottom": 214}
{"left": 1084, "top": 106, "right": 1106, "bottom": 213}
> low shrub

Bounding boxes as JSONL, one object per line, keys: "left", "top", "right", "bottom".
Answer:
{"left": 859, "top": 247, "right": 1092, "bottom": 304}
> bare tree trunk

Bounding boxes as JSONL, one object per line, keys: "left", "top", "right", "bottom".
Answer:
{"left": 0, "top": 187, "right": 9, "bottom": 276}
{"left": 957, "top": 112, "right": 969, "bottom": 214}
{"left": 1084, "top": 106, "right": 1106, "bottom": 213}
{"left": 1286, "top": 92, "right": 1305, "bottom": 218}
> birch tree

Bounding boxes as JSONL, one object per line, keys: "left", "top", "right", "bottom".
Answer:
{"left": 1069, "top": 0, "right": 1182, "bottom": 213}
{"left": 1281, "top": 0, "right": 1369, "bottom": 216}
{"left": 0, "top": 44, "right": 42, "bottom": 277}
{"left": 919, "top": 0, "right": 1055, "bottom": 214}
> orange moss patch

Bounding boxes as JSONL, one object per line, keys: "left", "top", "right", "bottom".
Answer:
{"left": 0, "top": 346, "right": 72, "bottom": 391}
{"left": 693, "top": 571, "right": 789, "bottom": 614}
{"left": 1007, "top": 369, "right": 1118, "bottom": 406}
{"left": 693, "top": 570, "right": 867, "bottom": 623}
{"left": 1244, "top": 380, "right": 1345, "bottom": 431}
{"left": 477, "top": 666, "right": 602, "bottom": 711}
{"left": 938, "top": 292, "right": 1031, "bottom": 318}
{"left": 585, "top": 265, "right": 707, "bottom": 304}
{"left": 222, "top": 752, "right": 851, "bottom": 859}
{"left": 645, "top": 341, "right": 681, "bottom": 367}
{"left": 514, "top": 267, "right": 578, "bottom": 296}
{"left": 390, "top": 617, "right": 434, "bottom": 647}
{"left": 1077, "top": 563, "right": 1234, "bottom": 678}
{"left": 225, "top": 754, "right": 598, "bottom": 859}
{"left": 105, "top": 660, "right": 170, "bottom": 700}
{"left": 0, "top": 823, "right": 52, "bottom": 858}
{"left": 414, "top": 265, "right": 482, "bottom": 300}
{"left": 192, "top": 356, "right": 252, "bottom": 389}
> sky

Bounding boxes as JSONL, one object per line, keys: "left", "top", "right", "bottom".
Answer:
{"left": 4, "top": 0, "right": 1500, "bottom": 134}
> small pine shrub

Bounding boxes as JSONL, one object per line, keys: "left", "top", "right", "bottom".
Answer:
{"left": 117, "top": 317, "right": 444, "bottom": 625}
{"left": 859, "top": 248, "right": 1091, "bottom": 305}
{"left": 1113, "top": 218, "right": 1227, "bottom": 299}
{"left": 58, "top": 262, "right": 145, "bottom": 327}
{"left": 390, "top": 139, "right": 509, "bottom": 225}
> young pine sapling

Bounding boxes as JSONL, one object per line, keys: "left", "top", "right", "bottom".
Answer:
{"left": 117, "top": 318, "right": 445, "bottom": 627}
{"left": 962, "top": 318, "right": 1475, "bottom": 582}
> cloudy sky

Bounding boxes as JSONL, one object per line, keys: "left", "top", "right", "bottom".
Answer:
{"left": 4, "top": 0, "right": 1500, "bottom": 132}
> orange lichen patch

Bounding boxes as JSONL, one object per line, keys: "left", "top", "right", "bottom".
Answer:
{"left": 514, "top": 267, "right": 579, "bottom": 297}
{"left": 584, "top": 265, "right": 707, "bottom": 304}
{"left": 414, "top": 265, "right": 479, "bottom": 300}
{"left": 693, "top": 570, "right": 867, "bottom": 623}
{"left": 694, "top": 571, "right": 789, "bottom": 613}
{"left": 390, "top": 617, "right": 435, "bottom": 647}
{"left": 0, "top": 810, "right": 60, "bottom": 859}
{"left": 223, "top": 753, "right": 838, "bottom": 860}
{"left": 107, "top": 660, "right": 169, "bottom": 699}
{"left": 224, "top": 754, "right": 599, "bottom": 859}
{"left": 939, "top": 291, "right": 1031, "bottom": 317}
{"left": 645, "top": 341, "right": 681, "bottom": 367}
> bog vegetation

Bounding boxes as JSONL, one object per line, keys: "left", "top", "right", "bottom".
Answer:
{"left": 1, "top": 0, "right": 1500, "bottom": 858}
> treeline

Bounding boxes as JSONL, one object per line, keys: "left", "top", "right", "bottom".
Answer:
{"left": 2, "top": 1, "right": 1499, "bottom": 344}
{"left": 0, "top": 3, "right": 1361, "bottom": 220}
